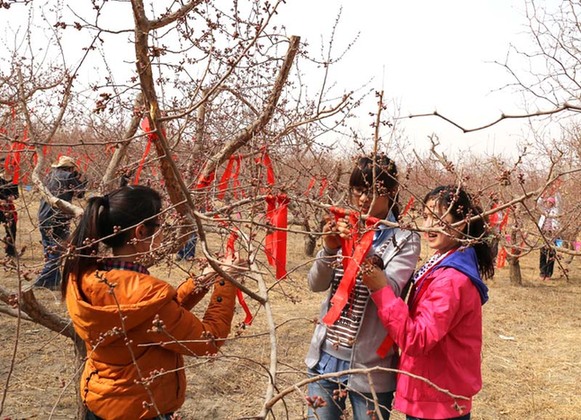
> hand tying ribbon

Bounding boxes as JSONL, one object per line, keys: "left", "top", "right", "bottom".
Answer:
{"left": 321, "top": 207, "right": 378, "bottom": 326}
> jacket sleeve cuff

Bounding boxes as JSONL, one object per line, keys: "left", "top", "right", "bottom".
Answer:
{"left": 371, "top": 286, "right": 397, "bottom": 309}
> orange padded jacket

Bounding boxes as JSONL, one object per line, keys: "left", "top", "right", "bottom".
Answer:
{"left": 66, "top": 268, "right": 236, "bottom": 419}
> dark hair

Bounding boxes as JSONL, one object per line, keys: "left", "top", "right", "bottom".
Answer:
{"left": 349, "top": 154, "right": 400, "bottom": 219}
{"left": 423, "top": 185, "right": 494, "bottom": 280}
{"left": 61, "top": 185, "right": 162, "bottom": 298}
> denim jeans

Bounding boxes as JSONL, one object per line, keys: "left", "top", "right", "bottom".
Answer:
{"left": 307, "top": 368, "right": 393, "bottom": 419}
{"left": 34, "top": 222, "right": 69, "bottom": 289}
{"left": 407, "top": 414, "right": 470, "bottom": 420}
{"left": 176, "top": 233, "right": 197, "bottom": 260}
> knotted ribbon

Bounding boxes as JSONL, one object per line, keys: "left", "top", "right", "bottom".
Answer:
{"left": 321, "top": 207, "right": 378, "bottom": 326}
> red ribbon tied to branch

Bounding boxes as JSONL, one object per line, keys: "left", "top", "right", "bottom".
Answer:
{"left": 401, "top": 196, "right": 415, "bottom": 217}
{"left": 264, "top": 194, "right": 289, "bottom": 280}
{"left": 304, "top": 176, "right": 328, "bottom": 198}
{"left": 225, "top": 230, "right": 253, "bottom": 326}
{"left": 217, "top": 154, "right": 242, "bottom": 200}
{"left": 321, "top": 207, "right": 378, "bottom": 326}
{"left": 256, "top": 148, "right": 275, "bottom": 186}
{"left": 134, "top": 117, "right": 158, "bottom": 184}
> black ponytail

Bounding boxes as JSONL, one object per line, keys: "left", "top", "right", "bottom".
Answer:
{"left": 62, "top": 185, "right": 162, "bottom": 298}
{"left": 424, "top": 185, "right": 495, "bottom": 280}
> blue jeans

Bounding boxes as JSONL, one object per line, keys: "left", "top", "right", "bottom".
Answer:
{"left": 307, "top": 368, "right": 393, "bottom": 419}
{"left": 34, "top": 222, "right": 69, "bottom": 289}
{"left": 176, "top": 233, "right": 197, "bottom": 260}
{"left": 407, "top": 414, "right": 470, "bottom": 420}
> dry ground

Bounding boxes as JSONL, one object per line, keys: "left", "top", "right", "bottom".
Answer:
{"left": 0, "top": 192, "right": 580, "bottom": 419}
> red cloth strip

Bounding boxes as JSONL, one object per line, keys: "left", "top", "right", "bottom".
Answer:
{"left": 256, "top": 148, "right": 275, "bottom": 186}
{"left": 318, "top": 177, "right": 328, "bottom": 197}
{"left": 135, "top": 116, "right": 166, "bottom": 184}
{"left": 134, "top": 137, "right": 152, "bottom": 185}
{"left": 217, "top": 155, "right": 241, "bottom": 200}
{"left": 265, "top": 195, "right": 289, "bottom": 280}
{"left": 196, "top": 171, "right": 215, "bottom": 189}
{"left": 376, "top": 336, "right": 395, "bottom": 358}
{"left": 402, "top": 196, "right": 415, "bottom": 217}
{"left": 225, "top": 230, "right": 253, "bottom": 326}
{"left": 321, "top": 208, "right": 378, "bottom": 325}
{"left": 304, "top": 177, "right": 316, "bottom": 196}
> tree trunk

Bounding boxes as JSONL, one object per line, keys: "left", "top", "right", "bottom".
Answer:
{"left": 508, "top": 229, "right": 523, "bottom": 286}
{"left": 73, "top": 335, "right": 88, "bottom": 420}
{"left": 303, "top": 218, "right": 316, "bottom": 257}
{"left": 508, "top": 256, "right": 522, "bottom": 285}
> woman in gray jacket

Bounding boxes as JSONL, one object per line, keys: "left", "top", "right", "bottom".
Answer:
{"left": 305, "top": 155, "right": 420, "bottom": 419}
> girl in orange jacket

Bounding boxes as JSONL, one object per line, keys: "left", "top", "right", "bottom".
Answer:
{"left": 62, "top": 185, "right": 243, "bottom": 420}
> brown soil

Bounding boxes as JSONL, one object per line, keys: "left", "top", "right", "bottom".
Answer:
{"left": 1, "top": 195, "right": 580, "bottom": 420}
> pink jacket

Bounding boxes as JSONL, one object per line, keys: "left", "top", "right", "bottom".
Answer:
{"left": 371, "top": 254, "right": 485, "bottom": 419}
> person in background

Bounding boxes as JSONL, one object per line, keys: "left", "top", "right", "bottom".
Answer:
{"left": 487, "top": 195, "right": 504, "bottom": 263}
{"left": 305, "top": 154, "right": 421, "bottom": 420}
{"left": 34, "top": 155, "right": 87, "bottom": 290}
{"left": 537, "top": 194, "right": 561, "bottom": 280}
{"left": 362, "top": 185, "right": 493, "bottom": 420}
{"left": 176, "top": 231, "right": 197, "bottom": 261}
{"left": 63, "top": 185, "right": 242, "bottom": 420}
{"left": 0, "top": 157, "right": 19, "bottom": 257}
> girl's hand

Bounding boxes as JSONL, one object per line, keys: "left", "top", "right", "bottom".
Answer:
{"left": 322, "top": 218, "right": 341, "bottom": 250}
{"left": 322, "top": 217, "right": 353, "bottom": 250}
{"left": 201, "top": 252, "right": 247, "bottom": 277}
{"left": 361, "top": 258, "right": 388, "bottom": 292}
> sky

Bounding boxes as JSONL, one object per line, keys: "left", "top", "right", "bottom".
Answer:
{"left": 280, "top": 0, "right": 535, "bottom": 159}
{"left": 0, "top": 0, "right": 547, "bottom": 160}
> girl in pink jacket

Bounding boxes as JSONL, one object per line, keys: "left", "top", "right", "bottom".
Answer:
{"left": 362, "top": 185, "right": 493, "bottom": 420}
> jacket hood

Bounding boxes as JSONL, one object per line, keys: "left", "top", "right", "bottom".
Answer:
{"left": 66, "top": 270, "right": 176, "bottom": 346}
{"left": 436, "top": 247, "right": 489, "bottom": 305}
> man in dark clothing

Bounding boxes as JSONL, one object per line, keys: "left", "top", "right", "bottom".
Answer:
{"left": 34, "top": 156, "right": 87, "bottom": 290}
{"left": 0, "top": 158, "right": 19, "bottom": 257}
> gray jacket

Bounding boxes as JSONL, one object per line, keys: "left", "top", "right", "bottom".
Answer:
{"left": 305, "top": 228, "right": 421, "bottom": 393}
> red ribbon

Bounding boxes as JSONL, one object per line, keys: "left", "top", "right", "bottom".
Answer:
{"left": 304, "top": 177, "right": 328, "bottom": 197}
{"left": 304, "top": 177, "right": 316, "bottom": 196}
{"left": 217, "top": 155, "right": 242, "bottom": 200}
{"left": 256, "top": 148, "right": 275, "bottom": 186}
{"left": 318, "top": 177, "right": 328, "bottom": 197}
{"left": 265, "top": 194, "right": 289, "bottom": 280}
{"left": 9, "top": 128, "right": 27, "bottom": 184}
{"left": 401, "top": 196, "right": 415, "bottom": 217}
{"left": 196, "top": 171, "right": 215, "bottom": 190}
{"left": 321, "top": 208, "right": 378, "bottom": 325}
{"left": 134, "top": 117, "right": 158, "bottom": 184}
{"left": 225, "top": 230, "right": 253, "bottom": 326}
